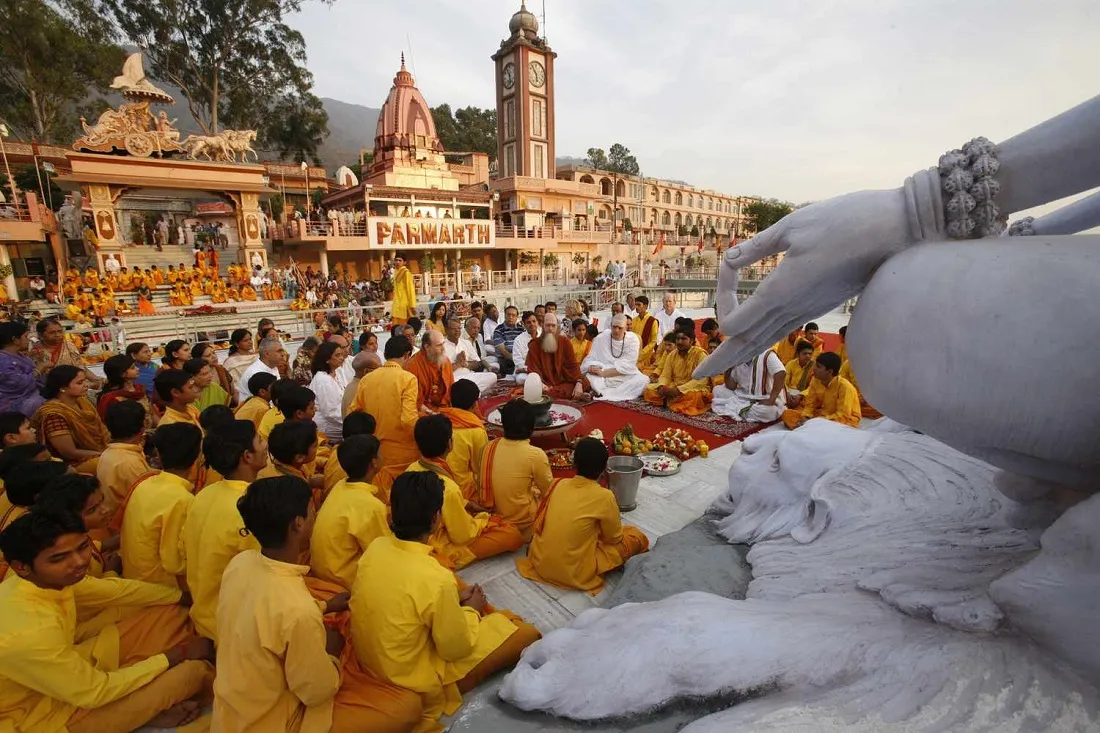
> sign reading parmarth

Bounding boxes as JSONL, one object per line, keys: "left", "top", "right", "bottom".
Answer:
{"left": 369, "top": 218, "right": 495, "bottom": 248}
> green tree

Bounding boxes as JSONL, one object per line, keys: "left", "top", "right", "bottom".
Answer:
{"left": 584, "top": 143, "right": 639, "bottom": 176}
{"left": 743, "top": 198, "right": 794, "bottom": 234}
{"left": 430, "top": 104, "right": 496, "bottom": 158}
{"left": 98, "top": 0, "right": 332, "bottom": 155}
{"left": 0, "top": 0, "right": 124, "bottom": 142}
{"left": 12, "top": 165, "right": 64, "bottom": 211}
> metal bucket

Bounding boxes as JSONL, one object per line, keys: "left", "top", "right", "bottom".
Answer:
{"left": 606, "top": 455, "right": 644, "bottom": 512}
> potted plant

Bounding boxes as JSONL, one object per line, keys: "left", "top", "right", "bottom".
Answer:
{"left": 419, "top": 252, "right": 436, "bottom": 273}
{"left": 542, "top": 253, "right": 559, "bottom": 268}
{"left": 519, "top": 251, "right": 537, "bottom": 266}
{"left": 593, "top": 255, "right": 603, "bottom": 267}
{"left": 572, "top": 252, "right": 586, "bottom": 265}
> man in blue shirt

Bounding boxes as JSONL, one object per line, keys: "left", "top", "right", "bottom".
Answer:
{"left": 126, "top": 342, "right": 158, "bottom": 394}
{"left": 492, "top": 305, "right": 525, "bottom": 375}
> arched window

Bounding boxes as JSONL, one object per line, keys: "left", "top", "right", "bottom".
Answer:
{"left": 615, "top": 180, "right": 626, "bottom": 198}
{"left": 707, "top": 198, "right": 714, "bottom": 210}
{"left": 600, "top": 178, "right": 613, "bottom": 196}
{"left": 579, "top": 174, "right": 595, "bottom": 184}
{"left": 650, "top": 186, "right": 659, "bottom": 200}
{"left": 674, "top": 192, "right": 683, "bottom": 205}
{"left": 662, "top": 211, "right": 671, "bottom": 226}
{"left": 685, "top": 214, "right": 694, "bottom": 227}
{"left": 662, "top": 190, "right": 670, "bottom": 203}
{"left": 674, "top": 212, "right": 682, "bottom": 227}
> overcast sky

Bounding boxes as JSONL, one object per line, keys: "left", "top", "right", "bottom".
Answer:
{"left": 289, "top": 0, "right": 1098, "bottom": 208}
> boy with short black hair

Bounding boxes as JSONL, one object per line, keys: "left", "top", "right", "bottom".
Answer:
{"left": 216, "top": 476, "right": 421, "bottom": 732}
{"left": 119, "top": 422, "right": 203, "bottom": 587}
{"left": 97, "top": 400, "right": 151, "bottom": 510}
{"left": 260, "top": 420, "right": 319, "bottom": 489}
{"left": 154, "top": 369, "right": 202, "bottom": 428}
{"left": 235, "top": 371, "right": 277, "bottom": 428}
{"left": 0, "top": 412, "right": 36, "bottom": 448}
{"left": 321, "top": 410, "right": 378, "bottom": 497}
{"left": 311, "top": 434, "right": 390, "bottom": 589}
{"left": 0, "top": 510, "right": 214, "bottom": 731}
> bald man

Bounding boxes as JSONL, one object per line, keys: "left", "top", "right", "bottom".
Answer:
{"left": 342, "top": 350, "right": 381, "bottom": 416}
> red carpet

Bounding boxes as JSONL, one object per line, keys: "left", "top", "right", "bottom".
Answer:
{"left": 477, "top": 397, "right": 768, "bottom": 455}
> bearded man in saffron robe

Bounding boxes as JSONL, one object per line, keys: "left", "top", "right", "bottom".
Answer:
{"left": 522, "top": 318, "right": 593, "bottom": 401}
{"left": 405, "top": 329, "right": 454, "bottom": 410}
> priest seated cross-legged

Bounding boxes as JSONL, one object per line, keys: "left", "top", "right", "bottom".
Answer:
{"left": 516, "top": 437, "right": 650, "bottom": 594}
{"left": 403, "top": 415, "right": 525, "bottom": 570}
{"left": 406, "top": 330, "right": 454, "bottom": 411}
{"left": 521, "top": 318, "right": 593, "bottom": 402}
{"left": 643, "top": 329, "right": 713, "bottom": 415}
{"left": 711, "top": 348, "right": 787, "bottom": 423}
{"left": 781, "top": 351, "right": 862, "bottom": 430}
{"left": 350, "top": 471, "right": 542, "bottom": 733}
{"left": 581, "top": 314, "right": 651, "bottom": 402}
{"left": 0, "top": 511, "right": 216, "bottom": 733}
{"left": 215, "top": 476, "right": 422, "bottom": 733}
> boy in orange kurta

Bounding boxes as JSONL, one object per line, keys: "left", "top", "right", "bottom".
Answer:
{"left": 516, "top": 437, "right": 648, "bottom": 593}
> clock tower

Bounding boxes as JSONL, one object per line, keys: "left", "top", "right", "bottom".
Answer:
{"left": 492, "top": 1, "right": 556, "bottom": 180}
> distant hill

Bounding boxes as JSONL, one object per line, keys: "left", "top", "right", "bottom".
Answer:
{"left": 314, "top": 98, "right": 380, "bottom": 170}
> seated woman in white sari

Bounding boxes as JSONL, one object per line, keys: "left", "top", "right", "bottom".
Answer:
{"left": 711, "top": 349, "right": 786, "bottom": 423}
{"left": 580, "top": 315, "right": 650, "bottom": 402}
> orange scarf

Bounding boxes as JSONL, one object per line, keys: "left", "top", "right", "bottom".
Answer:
{"left": 108, "top": 470, "right": 160, "bottom": 533}
{"left": 477, "top": 439, "right": 502, "bottom": 507}
{"left": 417, "top": 456, "right": 457, "bottom": 483}
{"left": 530, "top": 478, "right": 563, "bottom": 535}
{"left": 437, "top": 407, "right": 484, "bottom": 430}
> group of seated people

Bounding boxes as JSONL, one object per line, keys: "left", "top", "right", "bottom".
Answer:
{"left": 0, "top": 324, "right": 652, "bottom": 732}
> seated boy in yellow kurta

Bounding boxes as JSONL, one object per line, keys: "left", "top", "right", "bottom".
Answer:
{"left": 477, "top": 398, "right": 553, "bottom": 541}
{"left": 783, "top": 340, "right": 816, "bottom": 408}
{"left": 240, "top": 284, "right": 258, "bottom": 301}
{"left": 436, "top": 379, "right": 488, "bottom": 500}
{"left": 310, "top": 434, "right": 391, "bottom": 590}
{"left": 403, "top": 415, "right": 524, "bottom": 570}
{"left": 351, "top": 471, "right": 542, "bottom": 733}
{"left": 781, "top": 351, "right": 861, "bottom": 430}
{"left": 234, "top": 371, "right": 277, "bottom": 429}
{"left": 117, "top": 423, "right": 201, "bottom": 589}
{"left": 321, "top": 411, "right": 376, "bottom": 499}
{"left": 0, "top": 511, "right": 215, "bottom": 732}
{"left": 643, "top": 330, "right": 712, "bottom": 415}
{"left": 182, "top": 419, "right": 269, "bottom": 641}
{"left": 215, "top": 476, "right": 421, "bottom": 733}
{"left": 96, "top": 401, "right": 151, "bottom": 511}
{"left": 516, "top": 438, "right": 649, "bottom": 593}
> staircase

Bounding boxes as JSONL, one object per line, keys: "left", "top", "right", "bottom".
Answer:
{"left": 118, "top": 242, "right": 236, "bottom": 279}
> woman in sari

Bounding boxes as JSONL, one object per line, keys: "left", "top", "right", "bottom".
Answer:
{"left": 222, "top": 328, "right": 258, "bottom": 387}
{"left": 160, "top": 339, "right": 189, "bottom": 371}
{"left": 192, "top": 342, "right": 235, "bottom": 407}
{"left": 34, "top": 364, "right": 111, "bottom": 471}
{"left": 425, "top": 301, "right": 448, "bottom": 333}
{"left": 30, "top": 317, "right": 104, "bottom": 389}
{"left": 184, "top": 357, "right": 229, "bottom": 412}
{"left": 0, "top": 321, "right": 44, "bottom": 416}
{"left": 96, "top": 354, "right": 151, "bottom": 421}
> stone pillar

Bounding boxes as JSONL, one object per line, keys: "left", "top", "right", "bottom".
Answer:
{"left": 539, "top": 248, "right": 546, "bottom": 287}
{"left": 0, "top": 245, "right": 18, "bottom": 300}
{"left": 87, "top": 184, "right": 125, "bottom": 270}
{"left": 455, "top": 249, "right": 463, "bottom": 294}
{"left": 318, "top": 249, "right": 329, "bottom": 277}
{"left": 236, "top": 192, "right": 267, "bottom": 270}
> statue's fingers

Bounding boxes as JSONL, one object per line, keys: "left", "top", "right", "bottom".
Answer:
{"left": 724, "top": 223, "right": 788, "bottom": 268}
{"left": 715, "top": 258, "right": 741, "bottom": 323}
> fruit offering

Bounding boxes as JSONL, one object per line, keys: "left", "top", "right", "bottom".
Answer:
{"left": 652, "top": 428, "right": 709, "bottom": 460}
{"left": 612, "top": 424, "right": 651, "bottom": 455}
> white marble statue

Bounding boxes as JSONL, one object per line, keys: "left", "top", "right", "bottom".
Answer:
{"left": 496, "top": 94, "right": 1100, "bottom": 729}
{"left": 501, "top": 421, "right": 1100, "bottom": 729}
{"left": 259, "top": 210, "right": 269, "bottom": 239}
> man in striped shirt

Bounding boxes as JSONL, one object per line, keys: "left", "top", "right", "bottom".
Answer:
{"left": 491, "top": 306, "right": 526, "bottom": 375}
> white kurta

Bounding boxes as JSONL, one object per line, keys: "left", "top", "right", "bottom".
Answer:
{"left": 654, "top": 308, "right": 686, "bottom": 336}
{"left": 444, "top": 339, "right": 498, "bottom": 395}
{"left": 511, "top": 329, "right": 540, "bottom": 385}
{"left": 237, "top": 360, "right": 280, "bottom": 403}
{"left": 580, "top": 331, "right": 650, "bottom": 402}
{"left": 712, "top": 350, "right": 786, "bottom": 422}
{"left": 309, "top": 370, "right": 349, "bottom": 440}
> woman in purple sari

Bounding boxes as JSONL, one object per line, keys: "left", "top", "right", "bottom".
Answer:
{"left": 0, "top": 321, "right": 44, "bottom": 416}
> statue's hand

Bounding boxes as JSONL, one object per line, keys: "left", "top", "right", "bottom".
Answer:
{"left": 697, "top": 187, "right": 914, "bottom": 377}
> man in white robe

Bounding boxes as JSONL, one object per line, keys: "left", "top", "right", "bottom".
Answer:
{"left": 654, "top": 291, "right": 686, "bottom": 336}
{"left": 580, "top": 314, "right": 650, "bottom": 402}
{"left": 511, "top": 310, "right": 541, "bottom": 386}
{"left": 444, "top": 317, "right": 497, "bottom": 395}
{"left": 711, "top": 349, "right": 787, "bottom": 422}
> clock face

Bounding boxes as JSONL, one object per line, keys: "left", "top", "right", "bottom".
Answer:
{"left": 502, "top": 63, "right": 516, "bottom": 89}
{"left": 529, "top": 60, "right": 546, "bottom": 88}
